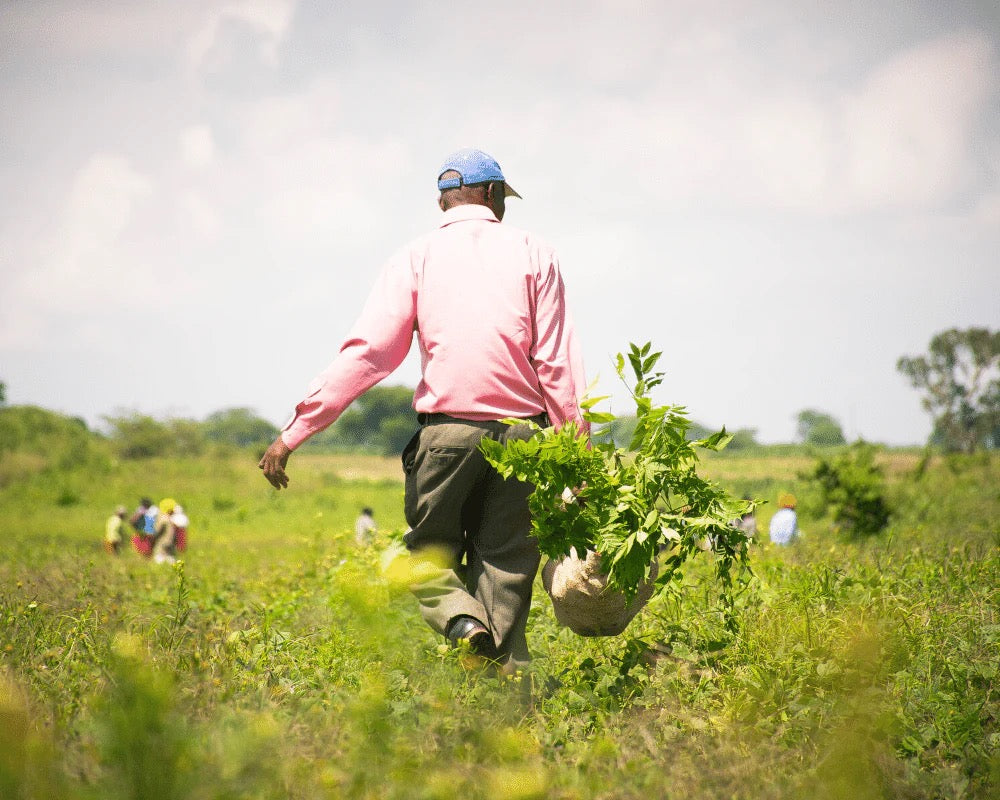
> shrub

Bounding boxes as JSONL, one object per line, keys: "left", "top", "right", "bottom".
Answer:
{"left": 103, "top": 413, "right": 175, "bottom": 459}
{"left": 102, "top": 413, "right": 206, "bottom": 459}
{"left": 202, "top": 408, "right": 278, "bottom": 449}
{"left": 0, "top": 406, "right": 106, "bottom": 478}
{"left": 806, "top": 441, "right": 891, "bottom": 536}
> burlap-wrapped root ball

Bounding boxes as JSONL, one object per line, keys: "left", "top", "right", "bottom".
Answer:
{"left": 541, "top": 547, "right": 658, "bottom": 637}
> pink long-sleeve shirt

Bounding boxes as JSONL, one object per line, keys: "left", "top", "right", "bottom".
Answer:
{"left": 280, "top": 203, "right": 588, "bottom": 450}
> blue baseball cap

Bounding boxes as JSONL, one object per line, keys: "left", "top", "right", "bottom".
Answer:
{"left": 437, "top": 148, "right": 521, "bottom": 198}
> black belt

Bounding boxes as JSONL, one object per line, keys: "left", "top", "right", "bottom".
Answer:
{"left": 417, "top": 412, "right": 549, "bottom": 427}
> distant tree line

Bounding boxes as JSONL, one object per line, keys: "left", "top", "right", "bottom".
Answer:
{"left": 97, "top": 385, "right": 420, "bottom": 460}
{"left": 0, "top": 390, "right": 859, "bottom": 464}
{"left": 594, "top": 415, "right": 764, "bottom": 451}
{"left": 2, "top": 325, "right": 996, "bottom": 464}
{"left": 97, "top": 407, "right": 278, "bottom": 459}
{"left": 0, "top": 385, "right": 422, "bottom": 463}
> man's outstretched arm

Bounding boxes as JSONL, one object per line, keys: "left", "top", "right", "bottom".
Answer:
{"left": 259, "top": 436, "right": 292, "bottom": 490}
{"left": 259, "top": 248, "right": 419, "bottom": 490}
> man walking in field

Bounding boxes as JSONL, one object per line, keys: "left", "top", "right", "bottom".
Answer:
{"left": 259, "top": 148, "right": 588, "bottom": 672}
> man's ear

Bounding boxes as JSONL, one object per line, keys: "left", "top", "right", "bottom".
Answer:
{"left": 438, "top": 195, "right": 446, "bottom": 211}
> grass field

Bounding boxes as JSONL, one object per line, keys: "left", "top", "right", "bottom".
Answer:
{"left": 1, "top": 445, "right": 998, "bottom": 799}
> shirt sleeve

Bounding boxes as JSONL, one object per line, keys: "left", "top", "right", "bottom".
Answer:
{"left": 281, "top": 251, "right": 418, "bottom": 450}
{"left": 530, "top": 252, "right": 590, "bottom": 435}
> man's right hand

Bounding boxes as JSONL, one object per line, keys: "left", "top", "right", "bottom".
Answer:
{"left": 259, "top": 437, "right": 292, "bottom": 490}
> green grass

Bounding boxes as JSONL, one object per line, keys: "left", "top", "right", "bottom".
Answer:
{"left": 1, "top": 449, "right": 997, "bottom": 799}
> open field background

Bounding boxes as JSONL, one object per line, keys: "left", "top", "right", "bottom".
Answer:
{"left": 1, "top": 447, "right": 998, "bottom": 799}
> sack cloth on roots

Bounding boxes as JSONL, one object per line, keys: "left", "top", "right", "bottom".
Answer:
{"left": 540, "top": 547, "right": 657, "bottom": 637}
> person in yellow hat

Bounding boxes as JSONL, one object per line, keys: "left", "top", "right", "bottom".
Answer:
{"left": 769, "top": 493, "right": 800, "bottom": 545}
{"left": 152, "top": 498, "right": 178, "bottom": 564}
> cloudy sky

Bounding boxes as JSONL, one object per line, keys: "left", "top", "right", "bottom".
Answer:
{"left": 2, "top": 0, "right": 998, "bottom": 445}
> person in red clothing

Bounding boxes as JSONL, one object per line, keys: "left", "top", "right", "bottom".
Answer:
{"left": 171, "top": 504, "right": 189, "bottom": 553}
{"left": 260, "top": 148, "right": 588, "bottom": 672}
{"left": 129, "top": 497, "right": 154, "bottom": 558}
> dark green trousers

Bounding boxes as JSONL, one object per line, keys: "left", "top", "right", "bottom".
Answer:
{"left": 402, "top": 418, "right": 540, "bottom": 668}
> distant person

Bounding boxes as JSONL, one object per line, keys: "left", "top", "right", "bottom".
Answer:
{"left": 129, "top": 497, "right": 151, "bottom": 532}
{"left": 171, "top": 504, "right": 189, "bottom": 553}
{"left": 152, "top": 498, "right": 178, "bottom": 564}
{"left": 130, "top": 497, "right": 154, "bottom": 557}
{"left": 734, "top": 495, "right": 757, "bottom": 538}
{"left": 769, "top": 493, "right": 800, "bottom": 545}
{"left": 104, "top": 505, "right": 127, "bottom": 555}
{"left": 355, "top": 507, "right": 377, "bottom": 545}
{"left": 259, "top": 148, "right": 588, "bottom": 673}
{"left": 142, "top": 502, "right": 160, "bottom": 557}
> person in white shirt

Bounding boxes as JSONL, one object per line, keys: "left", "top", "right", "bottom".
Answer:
{"left": 354, "top": 507, "right": 376, "bottom": 545}
{"left": 769, "top": 493, "right": 801, "bottom": 545}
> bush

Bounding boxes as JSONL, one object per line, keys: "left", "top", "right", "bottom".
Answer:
{"left": 103, "top": 413, "right": 175, "bottom": 459}
{"left": 806, "top": 441, "right": 891, "bottom": 536}
{"left": 0, "top": 406, "right": 106, "bottom": 479}
{"left": 202, "top": 408, "right": 278, "bottom": 449}
{"left": 103, "top": 413, "right": 206, "bottom": 459}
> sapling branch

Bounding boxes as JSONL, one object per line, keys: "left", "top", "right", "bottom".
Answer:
{"left": 480, "top": 343, "right": 757, "bottom": 630}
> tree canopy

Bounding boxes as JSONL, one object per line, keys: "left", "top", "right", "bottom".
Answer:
{"left": 796, "top": 409, "right": 846, "bottom": 447}
{"left": 897, "top": 327, "right": 1000, "bottom": 453}
{"left": 203, "top": 408, "right": 279, "bottom": 449}
{"left": 305, "top": 385, "right": 416, "bottom": 455}
{"left": 102, "top": 413, "right": 205, "bottom": 459}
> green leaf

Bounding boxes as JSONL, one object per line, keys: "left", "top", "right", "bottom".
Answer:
{"left": 696, "top": 427, "right": 733, "bottom": 451}
{"left": 643, "top": 508, "right": 659, "bottom": 530}
{"left": 579, "top": 393, "right": 611, "bottom": 411}
{"left": 583, "top": 411, "right": 616, "bottom": 424}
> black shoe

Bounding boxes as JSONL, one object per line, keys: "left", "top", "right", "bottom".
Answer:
{"left": 446, "top": 616, "right": 498, "bottom": 660}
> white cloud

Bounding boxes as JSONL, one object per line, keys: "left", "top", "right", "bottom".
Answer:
{"left": 445, "top": 27, "right": 994, "bottom": 224}
{"left": 740, "top": 97, "right": 835, "bottom": 210}
{"left": 179, "top": 125, "right": 216, "bottom": 168}
{"left": 839, "top": 31, "right": 994, "bottom": 212}
{"left": 229, "top": 81, "right": 411, "bottom": 240}
{"left": 186, "top": 0, "right": 297, "bottom": 71}
{"left": 178, "top": 190, "right": 222, "bottom": 239}
{"left": 4, "top": 2, "right": 203, "bottom": 55}
{"left": 974, "top": 192, "right": 1000, "bottom": 227}
{"left": 63, "top": 155, "right": 153, "bottom": 259}
{"left": 0, "top": 155, "right": 154, "bottom": 348}
{"left": 971, "top": 141, "right": 1000, "bottom": 228}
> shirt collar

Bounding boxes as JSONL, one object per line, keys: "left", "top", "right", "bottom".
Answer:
{"left": 438, "top": 204, "right": 500, "bottom": 228}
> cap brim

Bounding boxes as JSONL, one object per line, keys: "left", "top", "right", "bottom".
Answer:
{"left": 504, "top": 182, "right": 521, "bottom": 199}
